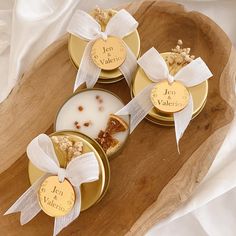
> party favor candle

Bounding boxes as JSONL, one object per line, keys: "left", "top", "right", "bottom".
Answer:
{"left": 55, "top": 89, "right": 129, "bottom": 157}
{"left": 132, "top": 39, "right": 209, "bottom": 126}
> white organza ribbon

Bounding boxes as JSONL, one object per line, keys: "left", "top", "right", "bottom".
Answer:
{"left": 116, "top": 48, "right": 213, "bottom": 151}
{"left": 67, "top": 9, "right": 138, "bottom": 91}
{"left": 5, "top": 134, "right": 99, "bottom": 236}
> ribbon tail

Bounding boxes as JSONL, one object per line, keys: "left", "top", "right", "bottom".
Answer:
{"left": 74, "top": 40, "right": 101, "bottom": 91}
{"left": 53, "top": 152, "right": 99, "bottom": 235}
{"left": 53, "top": 188, "right": 81, "bottom": 236}
{"left": 4, "top": 175, "right": 46, "bottom": 225}
{"left": 119, "top": 43, "right": 137, "bottom": 87}
{"left": 115, "top": 83, "right": 155, "bottom": 133}
{"left": 174, "top": 95, "right": 194, "bottom": 153}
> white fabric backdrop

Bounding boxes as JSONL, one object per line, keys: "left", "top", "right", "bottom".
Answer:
{"left": 0, "top": 1, "right": 236, "bottom": 236}
{"left": 0, "top": 0, "right": 139, "bottom": 102}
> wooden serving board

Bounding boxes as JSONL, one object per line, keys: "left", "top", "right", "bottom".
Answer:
{"left": 1, "top": 1, "right": 236, "bottom": 236}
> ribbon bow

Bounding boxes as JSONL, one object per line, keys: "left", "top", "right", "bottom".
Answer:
{"left": 67, "top": 9, "right": 138, "bottom": 91}
{"left": 5, "top": 134, "right": 99, "bottom": 236}
{"left": 116, "top": 48, "right": 213, "bottom": 151}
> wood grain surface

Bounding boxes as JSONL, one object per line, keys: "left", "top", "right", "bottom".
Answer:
{"left": 1, "top": 1, "right": 235, "bottom": 236}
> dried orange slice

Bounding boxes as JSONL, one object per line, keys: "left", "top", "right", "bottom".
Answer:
{"left": 95, "top": 131, "right": 119, "bottom": 153}
{"left": 106, "top": 114, "right": 128, "bottom": 135}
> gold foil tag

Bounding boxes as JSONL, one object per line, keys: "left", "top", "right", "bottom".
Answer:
{"left": 151, "top": 81, "right": 190, "bottom": 113}
{"left": 91, "top": 36, "right": 126, "bottom": 70}
{"left": 38, "top": 176, "right": 75, "bottom": 217}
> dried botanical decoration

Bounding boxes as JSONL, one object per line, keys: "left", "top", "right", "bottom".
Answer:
{"left": 92, "top": 7, "right": 114, "bottom": 26}
{"left": 51, "top": 136, "right": 84, "bottom": 163}
{"left": 96, "top": 114, "right": 128, "bottom": 154}
{"left": 78, "top": 106, "right": 83, "bottom": 111}
{"left": 74, "top": 121, "right": 81, "bottom": 129}
{"left": 96, "top": 130, "right": 119, "bottom": 153}
{"left": 83, "top": 121, "right": 92, "bottom": 127}
{"left": 166, "top": 39, "right": 196, "bottom": 66}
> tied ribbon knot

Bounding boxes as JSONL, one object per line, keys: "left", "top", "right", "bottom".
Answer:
{"left": 58, "top": 167, "right": 66, "bottom": 182}
{"left": 67, "top": 9, "right": 139, "bottom": 91}
{"left": 5, "top": 134, "right": 99, "bottom": 236}
{"left": 116, "top": 47, "right": 213, "bottom": 152}
{"left": 167, "top": 74, "right": 175, "bottom": 84}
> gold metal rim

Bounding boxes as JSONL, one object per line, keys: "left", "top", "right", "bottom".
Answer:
{"left": 144, "top": 99, "right": 207, "bottom": 126}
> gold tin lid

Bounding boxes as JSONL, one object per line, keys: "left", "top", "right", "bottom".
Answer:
{"left": 132, "top": 52, "right": 208, "bottom": 126}
{"left": 68, "top": 9, "right": 140, "bottom": 83}
{"left": 28, "top": 130, "right": 110, "bottom": 211}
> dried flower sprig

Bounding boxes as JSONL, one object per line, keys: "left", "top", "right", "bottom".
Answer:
{"left": 169, "top": 39, "right": 195, "bottom": 65}
{"left": 51, "top": 136, "right": 83, "bottom": 163}
{"left": 93, "top": 7, "right": 113, "bottom": 26}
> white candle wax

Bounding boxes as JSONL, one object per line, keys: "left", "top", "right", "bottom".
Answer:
{"left": 55, "top": 89, "right": 129, "bottom": 156}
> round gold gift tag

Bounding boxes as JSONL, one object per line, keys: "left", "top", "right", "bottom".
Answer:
{"left": 150, "top": 81, "right": 190, "bottom": 114}
{"left": 91, "top": 37, "right": 126, "bottom": 71}
{"left": 29, "top": 131, "right": 110, "bottom": 212}
{"left": 68, "top": 9, "right": 140, "bottom": 83}
{"left": 38, "top": 176, "right": 75, "bottom": 217}
{"left": 132, "top": 52, "right": 208, "bottom": 126}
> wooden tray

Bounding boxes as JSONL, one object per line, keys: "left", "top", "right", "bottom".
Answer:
{"left": 1, "top": 1, "right": 236, "bottom": 235}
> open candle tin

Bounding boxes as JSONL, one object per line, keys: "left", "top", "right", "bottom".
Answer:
{"left": 54, "top": 88, "right": 130, "bottom": 158}
{"left": 28, "top": 130, "right": 110, "bottom": 211}
{"left": 132, "top": 52, "right": 208, "bottom": 126}
{"left": 68, "top": 9, "right": 140, "bottom": 84}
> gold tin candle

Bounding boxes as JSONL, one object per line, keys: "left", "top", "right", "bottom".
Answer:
{"left": 68, "top": 8, "right": 140, "bottom": 84}
{"left": 54, "top": 88, "right": 129, "bottom": 158}
{"left": 28, "top": 130, "right": 110, "bottom": 211}
{"left": 132, "top": 52, "right": 208, "bottom": 126}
